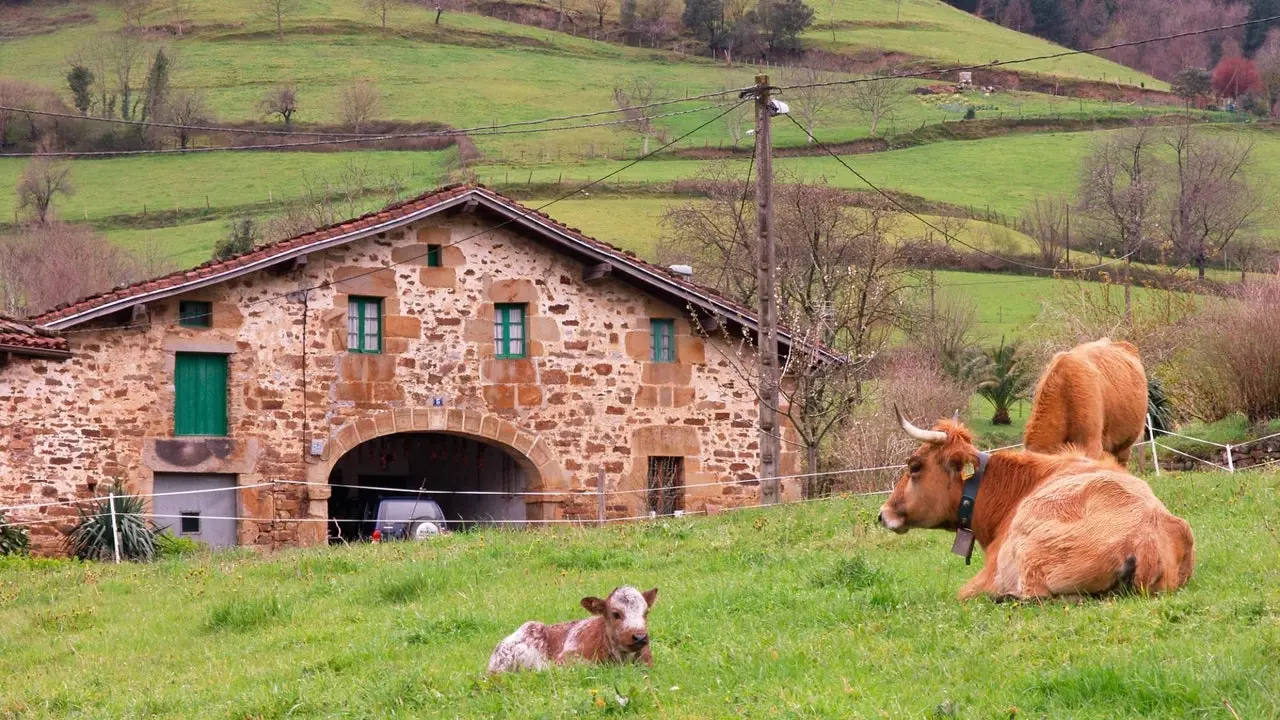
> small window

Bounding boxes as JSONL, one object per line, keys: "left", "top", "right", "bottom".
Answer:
{"left": 493, "top": 304, "right": 526, "bottom": 359}
{"left": 426, "top": 244, "right": 443, "bottom": 267}
{"left": 347, "top": 297, "right": 382, "bottom": 354}
{"left": 179, "top": 301, "right": 212, "bottom": 328}
{"left": 180, "top": 512, "right": 201, "bottom": 534}
{"left": 650, "top": 319, "right": 676, "bottom": 363}
{"left": 646, "top": 457, "right": 684, "bottom": 516}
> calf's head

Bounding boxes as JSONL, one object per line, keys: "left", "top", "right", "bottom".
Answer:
{"left": 581, "top": 586, "right": 658, "bottom": 653}
{"left": 878, "top": 408, "right": 980, "bottom": 534}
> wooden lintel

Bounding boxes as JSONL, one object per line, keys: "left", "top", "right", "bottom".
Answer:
{"left": 582, "top": 263, "right": 613, "bottom": 283}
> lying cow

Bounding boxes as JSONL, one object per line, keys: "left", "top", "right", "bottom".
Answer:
{"left": 487, "top": 586, "right": 658, "bottom": 673}
{"left": 1024, "top": 338, "right": 1147, "bottom": 464}
{"left": 878, "top": 410, "right": 1194, "bottom": 601}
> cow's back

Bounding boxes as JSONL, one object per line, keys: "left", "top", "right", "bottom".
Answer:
{"left": 993, "top": 469, "right": 1194, "bottom": 598}
{"left": 1024, "top": 339, "right": 1147, "bottom": 462}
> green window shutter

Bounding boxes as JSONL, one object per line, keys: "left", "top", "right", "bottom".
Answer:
{"left": 651, "top": 319, "right": 676, "bottom": 362}
{"left": 179, "top": 301, "right": 212, "bottom": 328}
{"left": 347, "top": 297, "right": 383, "bottom": 353}
{"left": 426, "top": 245, "right": 443, "bottom": 267}
{"left": 175, "top": 353, "right": 228, "bottom": 436}
{"left": 494, "top": 304, "right": 526, "bottom": 359}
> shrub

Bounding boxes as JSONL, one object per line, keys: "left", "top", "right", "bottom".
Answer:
{"left": 156, "top": 532, "right": 206, "bottom": 559}
{"left": 213, "top": 216, "right": 261, "bottom": 261}
{"left": 64, "top": 483, "right": 159, "bottom": 562}
{"left": 833, "top": 351, "right": 971, "bottom": 493}
{"left": 1185, "top": 279, "right": 1280, "bottom": 423}
{"left": 0, "top": 511, "right": 30, "bottom": 556}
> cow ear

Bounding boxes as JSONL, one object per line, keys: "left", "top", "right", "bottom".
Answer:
{"left": 581, "top": 596, "right": 607, "bottom": 615}
{"left": 642, "top": 587, "right": 658, "bottom": 608}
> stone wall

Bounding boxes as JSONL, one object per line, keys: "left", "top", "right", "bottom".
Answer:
{"left": 0, "top": 211, "right": 799, "bottom": 554}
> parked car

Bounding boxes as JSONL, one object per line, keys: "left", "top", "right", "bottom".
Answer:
{"left": 371, "top": 497, "right": 448, "bottom": 541}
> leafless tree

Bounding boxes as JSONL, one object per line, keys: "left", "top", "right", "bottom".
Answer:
{"left": 1161, "top": 125, "right": 1260, "bottom": 281}
{"left": 259, "top": 83, "right": 298, "bottom": 127}
{"left": 257, "top": 0, "right": 301, "bottom": 41}
{"left": 635, "top": 0, "right": 673, "bottom": 47}
{"left": 165, "top": 89, "right": 210, "bottom": 149}
{"left": 16, "top": 154, "right": 75, "bottom": 224}
{"left": 0, "top": 224, "right": 146, "bottom": 317}
{"left": 587, "top": 0, "right": 612, "bottom": 27}
{"left": 552, "top": 0, "right": 578, "bottom": 32}
{"left": 167, "top": 0, "right": 195, "bottom": 36}
{"left": 847, "top": 70, "right": 905, "bottom": 136}
{"left": 340, "top": 79, "right": 382, "bottom": 133}
{"left": 1018, "top": 194, "right": 1071, "bottom": 269}
{"left": 1077, "top": 126, "right": 1159, "bottom": 319}
{"left": 1256, "top": 32, "right": 1280, "bottom": 117}
{"left": 612, "top": 76, "right": 666, "bottom": 155}
{"left": 109, "top": 32, "right": 149, "bottom": 120}
{"left": 659, "top": 171, "right": 914, "bottom": 487}
{"left": 781, "top": 65, "right": 843, "bottom": 145}
{"left": 361, "top": 0, "right": 396, "bottom": 31}
{"left": 122, "top": 0, "right": 154, "bottom": 31}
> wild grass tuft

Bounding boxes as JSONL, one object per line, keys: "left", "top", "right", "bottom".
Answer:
{"left": 205, "top": 596, "right": 287, "bottom": 632}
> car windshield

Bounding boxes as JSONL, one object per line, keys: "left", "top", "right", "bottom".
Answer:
{"left": 376, "top": 498, "right": 446, "bottom": 524}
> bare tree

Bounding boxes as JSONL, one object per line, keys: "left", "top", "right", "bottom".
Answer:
{"left": 1161, "top": 125, "right": 1259, "bottom": 281}
{"left": 587, "top": 0, "right": 612, "bottom": 28}
{"left": 167, "top": 0, "right": 195, "bottom": 36}
{"left": 1077, "top": 126, "right": 1159, "bottom": 319}
{"left": 16, "top": 154, "right": 75, "bottom": 224}
{"left": 259, "top": 83, "right": 298, "bottom": 127}
{"left": 660, "top": 172, "right": 914, "bottom": 488}
{"left": 166, "top": 89, "right": 210, "bottom": 149}
{"left": 635, "top": 0, "right": 673, "bottom": 47}
{"left": 612, "top": 76, "right": 666, "bottom": 155}
{"left": 109, "top": 32, "right": 149, "bottom": 121}
{"left": 1018, "top": 194, "right": 1071, "bottom": 269}
{"left": 847, "top": 71, "right": 905, "bottom": 136}
{"left": 340, "top": 79, "right": 382, "bottom": 133}
{"left": 1256, "top": 32, "right": 1280, "bottom": 117}
{"left": 552, "top": 0, "right": 579, "bottom": 32}
{"left": 781, "top": 65, "right": 843, "bottom": 144}
{"left": 257, "top": 0, "right": 301, "bottom": 41}
{"left": 0, "top": 224, "right": 145, "bottom": 317}
{"left": 361, "top": 0, "right": 396, "bottom": 31}
{"left": 122, "top": 0, "right": 154, "bottom": 31}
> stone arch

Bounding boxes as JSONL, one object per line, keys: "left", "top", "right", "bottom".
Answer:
{"left": 299, "top": 408, "right": 568, "bottom": 533}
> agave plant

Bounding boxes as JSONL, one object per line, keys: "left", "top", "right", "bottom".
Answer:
{"left": 1147, "top": 375, "right": 1175, "bottom": 434}
{"left": 65, "top": 483, "right": 159, "bottom": 562}
{"left": 0, "top": 511, "right": 29, "bottom": 557}
{"left": 960, "top": 337, "right": 1035, "bottom": 426}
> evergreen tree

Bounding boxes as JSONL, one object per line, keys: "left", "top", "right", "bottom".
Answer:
{"left": 1244, "top": 0, "right": 1280, "bottom": 56}
{"left": 66, "top": 65, "right": 95, "bottom": 116}
{"left": 620, "top": 0, "right": 637, "bottom": 37}
{"left": 682, "top": 0, "right": 726, "bottom": 53}
{"left": 141, "top": 49, "right": 171, "bottom": 124}
{"left": 759, "top": 0, "right": 814, "bottom": 53}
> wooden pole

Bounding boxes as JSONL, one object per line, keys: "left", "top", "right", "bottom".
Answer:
{"left": 754, "top": 73, "right": 780, "bottom": 505}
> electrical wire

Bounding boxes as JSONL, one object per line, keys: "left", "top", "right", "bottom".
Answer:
{"left": 784, "top": 113, "right": 1135, "bottom": 274}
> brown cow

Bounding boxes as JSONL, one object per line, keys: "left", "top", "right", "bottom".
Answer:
{"left": 1023, "top": 338, "right": 1147, "bottom": 464}
{"left": 878, "top": 412, "right": 1194, "bottom": 601}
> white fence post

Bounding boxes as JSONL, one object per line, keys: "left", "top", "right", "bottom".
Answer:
{"left": 108, "top": 493, "right": 121, "bottom": 564}
{"left": 597, "top": 468, "right": 605, "bottom": 528}
{"left": 1226, "top": 445, "right": 1235, "bottom": 473}
{"left": 1147, "top": 414, "right": 1160, "bottom": 477}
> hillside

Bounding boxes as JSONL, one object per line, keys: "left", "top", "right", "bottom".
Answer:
{"left": 0, "top": 470, "right": 1276, "bottom": 718}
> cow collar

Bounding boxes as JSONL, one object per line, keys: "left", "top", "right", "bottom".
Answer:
{"left": 951, "top": 451, "right": 990, "bottom": 565}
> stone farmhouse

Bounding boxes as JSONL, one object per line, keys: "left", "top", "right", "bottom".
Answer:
{"left": 0, "top": 184, "right": 816, "bottom": 555}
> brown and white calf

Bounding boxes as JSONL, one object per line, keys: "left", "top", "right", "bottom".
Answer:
{"left": 878, "top": 412, "right": 1194, "bottom": 601}
{"left": 487, "top": 586, "right": 658, "bottom": 673}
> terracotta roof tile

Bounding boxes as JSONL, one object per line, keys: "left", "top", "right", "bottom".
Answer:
{"left": 0, "top": 316, "right": 70, "bottom": 356}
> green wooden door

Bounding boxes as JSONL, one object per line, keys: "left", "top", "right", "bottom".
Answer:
{"left": 175, "top": 353, "right": 228, "bottom": 436}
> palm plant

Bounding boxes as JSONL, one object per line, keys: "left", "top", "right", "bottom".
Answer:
{"left": 1147, "top": 375, "right": 1174, "bottom": 434}
{"left": 65, "top": 483, "right": 158, "bottom": 562}
{"left": 961, "top": 337, "right": 1034, "bottom": 426}
{"left": 0, "top": 511, "right": 29, "bottom": 556}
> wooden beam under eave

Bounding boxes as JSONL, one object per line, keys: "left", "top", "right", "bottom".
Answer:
{"left": 582, "top": 263, "right": 612, "bottom": 283}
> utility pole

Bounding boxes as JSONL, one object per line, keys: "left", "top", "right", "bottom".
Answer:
{"left": 753, "top": 73, "right": 781, "bottom": 505}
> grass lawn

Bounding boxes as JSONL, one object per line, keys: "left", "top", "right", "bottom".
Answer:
{"left": 1, "top": 470, "right": 1277, "bottom": 718}
{"left": 1158, "top": 413, "right": 1280, "bottom": 460}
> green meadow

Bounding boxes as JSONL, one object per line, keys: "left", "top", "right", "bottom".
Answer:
{"left": 1, "top": 470, "right": 1277, "bottom": 718}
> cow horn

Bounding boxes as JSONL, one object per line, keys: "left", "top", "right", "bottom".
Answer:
{"left": 895, "top": 405, "right": 948, "bottom": 444}
{"left": 952, "top": 409, "right": 961, "bottom": 423}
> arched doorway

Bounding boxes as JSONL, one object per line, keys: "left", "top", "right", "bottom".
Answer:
{"left": 326, "top": 431, "right": 537, "bottom": 541}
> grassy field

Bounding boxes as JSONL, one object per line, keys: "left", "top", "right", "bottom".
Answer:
{"left": 1, "top": 470, "right": 1277, "bottom": 718}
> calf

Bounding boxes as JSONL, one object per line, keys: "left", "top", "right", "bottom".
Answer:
{"left": 487, "top": 586, "right": 658, "bottom": 673}
{"left": 878, "top": 410, "right": 1194, "bottom": 601}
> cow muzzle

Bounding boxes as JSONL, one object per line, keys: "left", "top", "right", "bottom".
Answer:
{"left": 878, "top": 506, "right": 907, "bottom": 534}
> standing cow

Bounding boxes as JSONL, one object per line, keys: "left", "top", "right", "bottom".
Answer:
{"left": 878, "top": 411, "right": 1194, "bottom": 601}
{"left": 1023, "top": 338, "right": 1147, "bottom": 464}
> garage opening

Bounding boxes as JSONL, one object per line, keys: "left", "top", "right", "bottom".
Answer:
{"left": 151, "top": 473, "right": 239, "bottom": 548}
{"left": 326, "top": 432, "right": 531, "bottom": 542}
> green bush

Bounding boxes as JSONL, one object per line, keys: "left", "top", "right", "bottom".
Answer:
{"left": 65, "top": 484, "right": 159, "bottom": 562}
{"left": 156, "top": 532, "right": 206, "bottom": 559}
{"left": 0, "top": 511, "right": 30, "bottom": 556}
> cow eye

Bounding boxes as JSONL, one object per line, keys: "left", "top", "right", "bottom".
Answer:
{"left": 613, "top": 611, "right": 622, "bottom": 620}
{"left": 907, "top": 458, "right": 924, "bottom": 474}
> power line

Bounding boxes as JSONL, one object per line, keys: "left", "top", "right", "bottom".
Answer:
{"left": 774, "top": 15, "right": 1280, "bottom": 94}
{"left": 0, "top": 103, "right": 735, "bottom": 158}
{"left": 784, "top": 113, "right": 1134, "bottom": 274}
{"left": 54, "top": 100, "right": 750, "bottom": 335}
